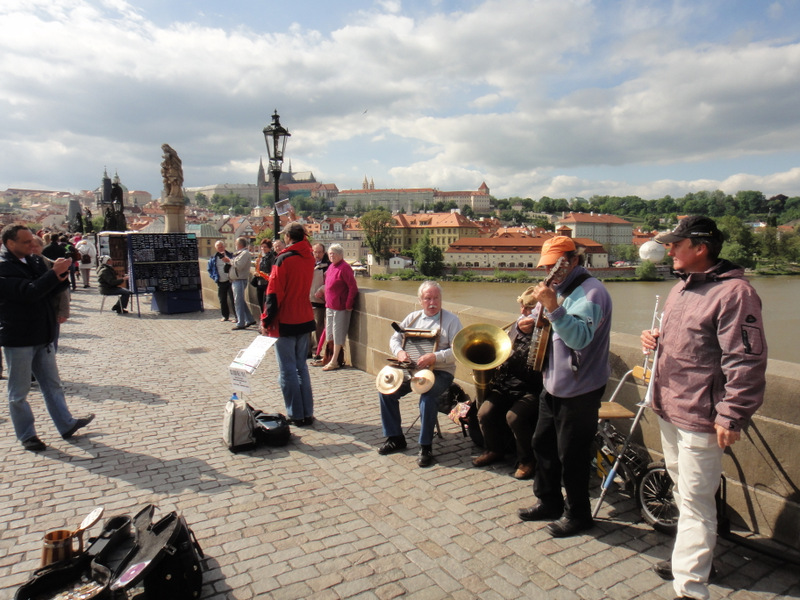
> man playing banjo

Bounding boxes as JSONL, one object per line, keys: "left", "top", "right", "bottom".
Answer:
{"left": 517, "top": 236, "right": 613, "bottom": 538}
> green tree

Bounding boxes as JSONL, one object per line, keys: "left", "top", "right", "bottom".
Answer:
{"left": 635, "top": 260, "right": 661, "bottom": 280}
{"left": 755, "top": 226, "right": 781, "bottom": 267}
{"left": 337, "top": 198, "right": 348, "bottom": 212}
{"left": 413, "top": 232, "right": 445, "bottom": 277}
{"left": 361, "top": 209, "right": 394, "bottom": 264}
{"left": 194, "top": 192, "right": 208, "bottom": 207}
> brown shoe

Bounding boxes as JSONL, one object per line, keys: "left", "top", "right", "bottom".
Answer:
{"left": 513, "top": 462, "right": 535, "bottom": 480}
{"left": 472, "top": 451, "right": 503, "bottom": 467}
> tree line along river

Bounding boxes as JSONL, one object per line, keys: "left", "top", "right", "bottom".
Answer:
{"left": 360, "top": 276, "right": 798, "bottom": 364}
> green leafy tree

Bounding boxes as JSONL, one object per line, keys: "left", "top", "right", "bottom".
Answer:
{"left": 361, "top": 209, "right": 394, "bottom": 264}
{"left": 413, "top": 232, "right": 445, "bottom": 277}
{"left": 337, "top": 198, "right": 348, "bottom": 212}
{"left": 194, "top": 192, "right": 209, "bottom": 207}
{"left": 636, "top": 260, "right": 661, "bottom": 280}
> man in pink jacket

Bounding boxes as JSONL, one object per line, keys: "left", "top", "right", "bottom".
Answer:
{"left": 641, "top": 216, "right": 767, "bottom": 600}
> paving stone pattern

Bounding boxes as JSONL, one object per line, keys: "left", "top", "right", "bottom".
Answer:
{"left": 1, "top": 290, "right": 798, "bottom": 599}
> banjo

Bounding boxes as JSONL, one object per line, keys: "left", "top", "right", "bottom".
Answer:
{"left": 527, "top": 256, "right": 568, "bottom": 371}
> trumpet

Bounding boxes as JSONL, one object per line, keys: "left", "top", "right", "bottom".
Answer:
{"left": 641, "top": 295, "right": 662, "bottom": 407}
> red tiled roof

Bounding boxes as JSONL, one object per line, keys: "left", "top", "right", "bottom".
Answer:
{"left": 559, "top": 212, "right": 633, "bottom": 225}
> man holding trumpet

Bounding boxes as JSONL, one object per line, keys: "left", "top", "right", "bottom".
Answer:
{"left": 641, "top": 216, "right": 767, "bottom": 600}
{"left": 517, "top": 236, "right": 613, "bottom": 538}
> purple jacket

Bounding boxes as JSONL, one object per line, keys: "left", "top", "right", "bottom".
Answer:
{"left": 652, "top": 260, "right": 767, "bottom": 434}
{"left": 324, "top": 260, "right": 358, "bottom": 311}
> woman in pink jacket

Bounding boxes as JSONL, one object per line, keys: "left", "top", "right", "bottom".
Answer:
{"left": 322, "top": 244, "right": 358, "bottom": 370}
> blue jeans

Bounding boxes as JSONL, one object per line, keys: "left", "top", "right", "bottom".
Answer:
{"left": 231, "top": 279, "right": 253, "bottom": 327}
{"left": 4, "top": 344, "right": 76, "bottom": 442}
{"left": 379, "top": 371, "right": 454, "bottom": 446}
{"left": 274, "top": 334, "right": 314, "bottom": 420}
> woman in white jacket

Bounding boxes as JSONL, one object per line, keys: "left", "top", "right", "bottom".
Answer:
{"left": 75, "top": 236, "right": 97, "bottom": 288}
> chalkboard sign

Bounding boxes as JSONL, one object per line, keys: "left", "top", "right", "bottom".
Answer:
{"left": 126, "top": 233, "right": 201, "bottom": 294}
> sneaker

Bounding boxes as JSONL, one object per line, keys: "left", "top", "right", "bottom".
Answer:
{"left": 472, "top": 451, "right": 503, "bottom": 467}
{"left": 653, "top": 559, "right": 717, "bottom": 582}
{"left": 62, "top": 414, "right": 95, "bottom": 439}
{"left": 417, "top": 445, "right": 434, "bottom": 467}
{"left": 22, "top": 436, "right": 46, "bottom": 452}
{"left": 378, "top": 436, "right": 407, "bottom": 455}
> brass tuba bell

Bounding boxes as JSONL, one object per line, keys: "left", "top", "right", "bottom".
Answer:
{"left": 452, "top": 324, "right": 512, "bottom": 407}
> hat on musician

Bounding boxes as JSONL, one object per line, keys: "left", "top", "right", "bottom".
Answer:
{"left": 654, "top": 215, "right": 723, "bottom": 244}
{"left": 516, "top": 286, "right": 537, "bottom": 307}
{"left": 537, "top": 236, "right": 576, "bottom": 267}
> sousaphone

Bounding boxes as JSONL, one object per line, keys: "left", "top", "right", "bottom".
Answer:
{"left": 452, "top": 324, "right": 512, "bottom": 407}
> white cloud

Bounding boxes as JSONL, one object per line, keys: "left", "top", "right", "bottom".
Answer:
{"left": 1, "top": 0, "right": 800, "bottom": 202}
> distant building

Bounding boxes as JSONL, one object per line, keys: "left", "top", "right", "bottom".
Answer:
{"left": 390, "top": 212, "right": 481, "bottom": 252}
{"left": 338, "top": 180, "right": 491, "bottom": 214}
{"left": 556, "top": 212, "right": 633, "bottom": 249}
{"left": 445, "top": 236, "right": 608, "bottom": 269}
{"left": 434, "top": 182, "right": 492, "bottom": 213}
{"left": 338, "top": 187, "right": 436, "bottom": 214}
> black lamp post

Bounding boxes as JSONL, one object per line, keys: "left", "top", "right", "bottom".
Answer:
{"left": 263, "top": 109, "right": 290, "bottom": 240}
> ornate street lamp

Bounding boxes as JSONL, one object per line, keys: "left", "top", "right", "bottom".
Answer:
{"left": 263, "top": 109, "right": 290, "bottom": 240}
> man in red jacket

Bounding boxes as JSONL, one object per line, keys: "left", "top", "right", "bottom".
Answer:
{"left": 261, "top": 223, "right": 316, "bottom": 426}
{"left": 641, "top": 216, "right": 767, "bottom": 600}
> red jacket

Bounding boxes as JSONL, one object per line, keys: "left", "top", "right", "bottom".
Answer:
{"left": 262, "top": 239, "right": 315, "bottom": 337}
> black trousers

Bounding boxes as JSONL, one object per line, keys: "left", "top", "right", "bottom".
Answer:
{"left": 216, "top": 281, "right": 236, "bottom": 320}
{"left": 532, "top": 386, "right": 604, "bottom": 521}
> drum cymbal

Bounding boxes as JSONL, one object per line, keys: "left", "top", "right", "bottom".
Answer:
{"left": 376, "top": 366, "right": 405, "bottom": 394}
{"left": 410, "top": 369, "right": 435, "bottom": 394}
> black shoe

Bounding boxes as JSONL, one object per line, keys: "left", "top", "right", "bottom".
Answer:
{"left": 231, "top": 325, "right": 247, "bottom": 330}
{"left": 22, "top": 436, "right": 46, "bottom": 452}
{"left": 546, "top": 516, "right": 594, "bottom": 538}
{"left": 378, "top": 436, "right": 407, "bottom": 455}
{"left": 62, "top": 414, "right": 95, "bottom": 439}
{"left": 303, "top": 416, "right": 315, "bottom": 426}
{"left": 245, "top": 321, "right": 257, "bottom": 328}
{"left": 518, "top": 503, "right": 563, "bottom": 522}
{"left": 220, "top": 317, "right": 230, "bottom": 322}
{"left": 654, "top": 559, "right": 717, "bottom": 582}
{"left": 111, "top": 304, "right": 121, "bottom": 314}
{"left": 287, "top": 418, "right": 306, "bottom": 426}
{"left": 417, "top": 445, "right": 434, "bottom": 467}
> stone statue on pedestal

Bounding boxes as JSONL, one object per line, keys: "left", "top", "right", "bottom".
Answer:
{"left": 161, "top": 144, "right": 184, "bottom": 201}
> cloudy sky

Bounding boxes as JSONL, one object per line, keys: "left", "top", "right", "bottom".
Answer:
{"left": 2, "top": 0, "right": 800, "bottom": 202}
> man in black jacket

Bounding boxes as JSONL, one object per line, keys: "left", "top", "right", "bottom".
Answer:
{"left": 0, "top": 225, "right": 94, "bottom": 451}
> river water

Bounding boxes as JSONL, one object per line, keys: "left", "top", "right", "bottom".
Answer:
{"left": 360, "top": 276, "right": 799, "bottom": 364}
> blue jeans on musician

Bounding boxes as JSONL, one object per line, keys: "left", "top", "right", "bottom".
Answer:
{"left": 274, "top": 334, "right": 314, "bottom": 421}
{"left": 5, "top": 344, "right": 76, "bottom": 442}
{"left": 379, "top": 371, "right": 454, "bottom": 446}
{"left": 232, "top": 279, "right": 254, "bottom": 327}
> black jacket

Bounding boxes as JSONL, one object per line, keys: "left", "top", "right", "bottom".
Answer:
{"left": 0, "top": 246, "right": 67, "bottom": 347}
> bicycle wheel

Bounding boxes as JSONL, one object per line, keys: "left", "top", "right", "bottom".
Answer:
{"left": 637, "top": 461, "right": 678, "bottom": 535}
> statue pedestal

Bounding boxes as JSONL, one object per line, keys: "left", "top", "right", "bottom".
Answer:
{"left": 162, "top": 199, "right": 185, "bottom": 233}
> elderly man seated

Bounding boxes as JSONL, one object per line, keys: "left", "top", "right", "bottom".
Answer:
{"left": 377, "top": 281, "right": 462, "bottom": 468}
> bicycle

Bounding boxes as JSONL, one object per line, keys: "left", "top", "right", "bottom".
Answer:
{"left": 593, "top": 415, "right": 678, "bottom": 535}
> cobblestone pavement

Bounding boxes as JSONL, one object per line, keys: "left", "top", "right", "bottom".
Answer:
{"left": 1, "top": 289, "right": 798, "bottom": 599}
